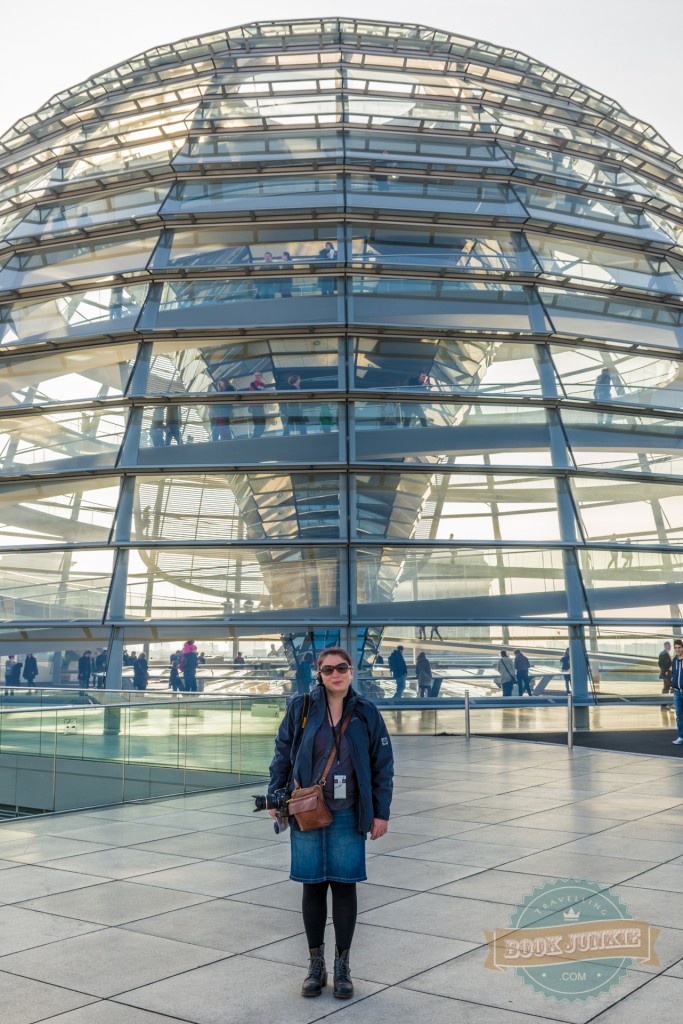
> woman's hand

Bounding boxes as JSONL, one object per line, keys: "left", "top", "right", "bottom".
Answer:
{"left": 370, "top": 818, "right": 388, "bottom": 840}
{"left": 267, "top": 809, "right": 278, "bottom": 820}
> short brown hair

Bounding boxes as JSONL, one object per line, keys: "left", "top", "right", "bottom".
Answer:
{"left": 316, "top": 646, "right": 353, "bottom": 671}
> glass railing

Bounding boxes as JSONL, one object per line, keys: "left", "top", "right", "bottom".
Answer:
{"left": 0, "top": 695, "right": 284, "bottom": 816}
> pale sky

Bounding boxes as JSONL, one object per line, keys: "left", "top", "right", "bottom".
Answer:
{"left": 1, "top": 0, "right": 681, "bottom": 152}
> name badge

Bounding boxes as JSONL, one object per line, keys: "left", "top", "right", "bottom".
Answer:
{"left": 333, "top": 774, "right": 347, "bottom": 799}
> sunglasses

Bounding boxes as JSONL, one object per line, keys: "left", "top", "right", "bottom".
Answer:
{"left": 319, "top": 663, "right": 351, "bottom": 676}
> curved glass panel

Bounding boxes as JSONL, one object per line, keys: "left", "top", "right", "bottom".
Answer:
{"left": 124, "top": 546, "right": 342, "bottom": 619}
{"left": 175, "top": 130, "right": 344, "bottom": 166}
{"left": 350, "top": 225, "right": 536, "bottom": 272}
{"left": 0, "top": 548, "right": 114, "bottom": 621}
{"left": 571, "top": 476, "right": 683, "bottom": 546}
{"left": 0, "top": 343, "right": 137, "bottom": 410}
{"left": 138, "top": 401, "right": 342, "bottom": 463}
{"left": 8, "top": 186, "right": 170, "bottom": 242}
{"left": 356, "top": 546, "right": 569, "bottom": 618}
{"left": 562, "top": 408, "right": 683, "bottom": 476}
{"left": 517, "top": 185, "right": 674, "bottom": 243}
{"left": 131, "top": 472, "right": 342, "bottom": 542}
{"left": 346, "top": 172, "right": 525, "bottom": 217}
{"left": 550, "top": 345, "right": 683, "bottom": 412}
{"left": 351, "top": 278, "right": 543, "bottom": 331}
{"left": 528, "top": 234, "right": 683, "bottom": 296}
{"left": 0, "top": 406, "right": 127, "bottom": 475}
{"left": 541, "top": 288, "right": 683, "bottom": 350}
{"left": 355, "top": 471, "right": 563, "bottom": 541}
{"left": 161, "top": 225, "right": 342, "bottom": 270}
{"left": 146, "top": 337, "right": 342, "bottom": 396}
{"left": 152, "top": 279, "right": 340, "bottom": 330}
{"left": 579, "top": 548, "right": 683, "bottom": 620}
{"left": 353, "top": 337, "right": 545, "bottom": 396}
{"left": 354, "top": 401, "right": 552, "bottom": 466}
{"left": 0, "top": 477, "right": 119, "bottom": 547}
{"left": 0, "top": 233, "right": 158, "bottom": 291}
{"left": 0, "top": 284, "right": 147, "bottom": 346}
{"left": 163, "top": 174, "right": 340, "bottom": 214}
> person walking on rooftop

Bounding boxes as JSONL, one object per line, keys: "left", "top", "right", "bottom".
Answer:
{"left": 267, "top": 646, "right": 393, "bottom": 1000}
{"left": 388, "top": 645, "right": 408, "bottom": 700}
{"left": 659, "top": 640, "right": 673, "bottom": 694}
{"left": 670, "top": 640, "right": 683, "bottom": 746}
{"left": 416, "top": 651, "right": 433, "bottom": 698}
{"left": 514, "top": 649, "right": 533, "bottom": 696}
{"left": 497, "top": 650, "right": 516, "bottom": 697}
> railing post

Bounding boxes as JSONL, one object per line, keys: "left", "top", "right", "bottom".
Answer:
{"left": 465, "top": 689, "right": 471, "bottom": 741}
{"left": 567, "top": 691, "right": 574, "bottom": 752}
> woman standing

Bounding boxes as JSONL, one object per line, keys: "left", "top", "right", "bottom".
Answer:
{"left": 497, "top": 649, "right": 516, "bottom": 697}
{"left": 415, "top": 651, "right": 433, "bottom": 697}
{"left": 133, "top": 652, "right": 149, "bottom": 691}
{"left": 268, "top": 646, "right": 393, "bottom": 1000}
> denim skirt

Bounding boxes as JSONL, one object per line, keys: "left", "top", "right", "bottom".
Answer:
{"left": 290, "top": 806, "right": 366, "bottom": 884}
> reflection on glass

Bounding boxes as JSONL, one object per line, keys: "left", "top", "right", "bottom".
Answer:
{"left": 354, "top": 337, "right": 545, "bottom": 396}
{"left": 154, "top": 278, "right": 340, "bottom": 329}
{"left": 0, "top": 233, "right": 158, "bottom": 291}
{"left": 124, "top": 546, "right": 341, "bottom": 618}
{"left": 350, "top": 225, "right": 535, "bottom": 272}
{"left": 0, "top": 477, "right": 119, "bottom": 547}
{"left": 0, "top": 343, "right": 137, "bottom": 409}
{"left": 562, "top": 408, "right": 683, "bottom": 476}
{"left": 550, "top": 345, "right": 683, "bottom": 411}
{"left": 0, "top": 407, "right": 126, "bottom": 474}
{"left": 541, "top": 288, "right": 683, "bottom": 349}
{"left": 175, "top": 130, "right": 343, "bottom": 166}
{"left": 59, "top": 137, "right": 185, "bottom": 182}
{"left": 164, "top": 174, "right": 340, "bottom": 213}
{"left": 571, "top": 476, "right": 683, "bottom": 545}
{"left": 139, "top": 401, "right": 340, "bottom": 449}
{"left": 0, "top": 284, "right": 147, "bottom": 345}
{"left": 528, "top": 234, "right": 683, "bottom": 295}
{"left": 147, "top": 337, "right": 342, "bottom": 396}
{"left": 345, "top": 129, "right": 511, "bottom": 169}
{"left": 580, "top": 548, "right": 683, "bottom": 619}
{"left": 354, "top": 401, "right": 552, "bottom": 466}
{"left": 352, "top": 278, "right": 542, "bottom": 331}
{"left": 355, "top": 471, "right": 562, "bottom": 541}
{"left": 516, "top": 185, "right": 674, "bottom": 243}
{"left": 356, "top": 546, "right": 567, "bottom": 615}
{"left": 346, "top": 172, "right": 524, "bottom": 216}
{"left": 8, "top": 186, "right": 170, "bottom": 241}
{"left": 131, "top": 473, "right": 342, "bottom": 542}
{"left": 0, "top": 548, "right": 114, "bottom": 620}
{"left": 162, "top": 225, "right": 341, "bottom": 270}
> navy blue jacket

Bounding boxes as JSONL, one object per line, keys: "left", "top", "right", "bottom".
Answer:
{"left": 269, "top": 686, "right": 394, "bottom": 835}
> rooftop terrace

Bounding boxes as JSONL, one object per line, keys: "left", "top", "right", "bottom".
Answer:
{"left": 1, "top": 735, "right": 683, "bottom": 1023}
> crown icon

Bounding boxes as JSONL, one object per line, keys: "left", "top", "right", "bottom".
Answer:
{"left": 563, "top": 907, "right": 581, "bottom": 922}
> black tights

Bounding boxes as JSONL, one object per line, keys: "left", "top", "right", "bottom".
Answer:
{"left": 302, "top": 881, "right": 357, "bottom": 951}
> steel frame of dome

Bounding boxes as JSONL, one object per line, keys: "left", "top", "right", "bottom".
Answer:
{"left": 0, "top": 17, "right": 682, "bottom": 696}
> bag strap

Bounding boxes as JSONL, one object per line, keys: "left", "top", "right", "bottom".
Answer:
{"left": 286, "top": 693, "right": 310, "bottom": 789}
{"left": 318, "top": 704, "right": 354, "bottom": 787}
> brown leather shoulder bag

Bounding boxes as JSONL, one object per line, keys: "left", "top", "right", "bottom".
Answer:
{"left": 288, "top": 709, "right": 353, "bottom": 832}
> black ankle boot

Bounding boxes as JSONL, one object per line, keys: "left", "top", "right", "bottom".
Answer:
{"left": 301, "top": 944, "right": 327, "bottom": 997}
{"left": 333, "top": 946, "right": 353, "bottom": 999}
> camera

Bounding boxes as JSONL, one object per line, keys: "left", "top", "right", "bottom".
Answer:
{"left": 253, "top": 788, "right": 288, "bottom": 814}
{"left": 253, "top": 788, "right": 289, "bottom": 835}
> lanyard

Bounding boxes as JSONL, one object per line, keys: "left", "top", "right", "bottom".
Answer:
{"left": 327, "top": 705, "right": 343, "bottom": 763}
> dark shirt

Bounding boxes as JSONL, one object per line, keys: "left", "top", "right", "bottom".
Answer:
{"left": 659, "top": 649, "right": 673, "bottom": 674}
{"left": 672, "top": 656, "right": 683, "bottom": 691}
{"left": 312, "top": 719, "right": 357, "bottom": 809}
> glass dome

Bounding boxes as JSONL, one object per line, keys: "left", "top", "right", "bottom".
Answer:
{"left": 0, "top": 18, "right": 681, "bottom": 695}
